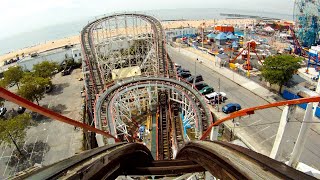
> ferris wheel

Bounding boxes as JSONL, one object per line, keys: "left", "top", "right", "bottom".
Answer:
{"left": 293, "top": 0, "right": 320, "bottom": 47}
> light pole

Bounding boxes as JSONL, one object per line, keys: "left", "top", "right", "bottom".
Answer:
{"left": 217, "top": 78, "right": 220, "bottom": 112}
{"left": 202, "top": 24, "right": 205, "bottom": 50}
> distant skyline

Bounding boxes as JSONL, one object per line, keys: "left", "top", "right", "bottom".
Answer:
{"left": 1, "top": 0, "right": 294, "bottom": 39}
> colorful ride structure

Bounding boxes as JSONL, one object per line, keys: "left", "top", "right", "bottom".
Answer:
{"left": 293, "top": 0, "right": 320, "bottom": 48}
{"left": 229, "top": 40, "right": 263, "bottom": 77}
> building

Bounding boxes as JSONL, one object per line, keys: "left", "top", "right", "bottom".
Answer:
{"left": 215, "top": 53, "right": 230, "bottom": 67}
{"left": 17, "top": 45, "right": 82, "bottom": 71}
{"left": 165, "top": 27, "right": 197, "bottom": 42}
{"left": 215, "top": 25, "right": 234, "bottom": 33}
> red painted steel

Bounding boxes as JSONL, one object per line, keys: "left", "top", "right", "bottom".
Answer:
{"left": 0, "top": 87, "right": 121, "bottom": 142}
{"left": 200, "top": 96, "right": 320, "bottom": 140}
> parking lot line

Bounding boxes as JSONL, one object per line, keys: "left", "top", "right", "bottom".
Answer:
{"left": 259, "top": 134, "right": 276, "bottom": 145}
{"left": 0, "top": 144, "right": 8, "bottom": 159}
{"left": 243, "top": 119, "right": 261, "bottom": 127}
{"left": 29, "top": 136, "right": 38, "bottom": 161}
{"left": 3, "top": 148, "right": 14, "bottom": 177}
{"left": 249, "top": 126, "right": 270, "bottom": 137}
{"left": 41, "top": 135, "right": 49, "bottom": 165}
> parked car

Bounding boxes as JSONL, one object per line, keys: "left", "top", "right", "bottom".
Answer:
{"left": 0, "top": 107, "right": 7, "bottom": 117}
{"left": 177, "top": 68, "right": 190, "bottom": 74}
{"left": 205, "top": 92, "right": 227, "bottom": 104}
{"left": 222, "top": 103, "right": 241, "bottom": 114}
{"left": 61, "top": 66, "right": 73, "bottom": 76}
{"left": 212, "top": 92, "right": 227, "bottom": 101}
{"left": 186, "top": 75, "right": 204, "bottom": 83}
{"left": 17, "top": 106, "right": 26, "bottom": 114}
{"left": 179, "top": 72, "right": 192, "bottom": 79}
{"left": 199, "top": 86, "right": 214, "bottom": 95}
{"left": 195, "top": 82, "right": 209, "bottom": 91}
{"left": 174, "top": 63, "right": 181, "bottom": 69}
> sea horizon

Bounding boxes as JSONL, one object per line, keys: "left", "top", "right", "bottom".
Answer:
{"left": 0, "top": 8, "right": 292, "bottom": 55}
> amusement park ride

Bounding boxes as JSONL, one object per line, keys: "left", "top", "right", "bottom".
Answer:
{"left": 229, "top": 40, "right": 263, "bottom": 77}
{"left": 229, "top": 0, "right": 320, "bottom": 76}
{"left": 292, "top": 0, "right": 320, "bottom": 73}
{"left": 293, "top": 0, "right": 320, "bottom": 48}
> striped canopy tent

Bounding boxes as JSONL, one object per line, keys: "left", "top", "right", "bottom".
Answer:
{"left": 207, "top": 33, "right": 216, "bottom": 39}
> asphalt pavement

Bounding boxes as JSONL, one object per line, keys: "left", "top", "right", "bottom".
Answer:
{"left": 168, "top": 46, "right": 320, "bottom": 170}
{"left": 0, "top": 69, "right": 84, "bottom": 179}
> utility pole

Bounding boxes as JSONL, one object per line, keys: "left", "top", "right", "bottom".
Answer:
{"left": 193, "top": 59, "right": 197, "bottom": 87}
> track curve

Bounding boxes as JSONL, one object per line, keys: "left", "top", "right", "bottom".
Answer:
{"left": 81, "top": 13, "right": 212, "bottom": 145}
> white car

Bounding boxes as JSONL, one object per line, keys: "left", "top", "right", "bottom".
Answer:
{"left": 205, "top": 92, "right": 227, "bottom": 104}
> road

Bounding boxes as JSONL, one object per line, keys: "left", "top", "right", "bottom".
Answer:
{"left": 168, "top": 47, "right": 320, "bottom": 170}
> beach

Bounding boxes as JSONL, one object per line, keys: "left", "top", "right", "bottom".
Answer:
{"left": 0, "top": 18, "right": 256, "bottom": 66}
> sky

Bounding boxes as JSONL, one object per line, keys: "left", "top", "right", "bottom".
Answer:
{"left": 0, "top": 0, "right": 294, "bottom": 39}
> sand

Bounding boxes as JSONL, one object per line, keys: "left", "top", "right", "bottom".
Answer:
{"left": 0, "top": 35, "right": 80, "bottom": 65}
{"left": 0, "top": 18, "right": 256, "bottom": 65}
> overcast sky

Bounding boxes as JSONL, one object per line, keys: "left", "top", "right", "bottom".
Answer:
{"left": 1, "top": 0, "right": 293, "bottom": 38}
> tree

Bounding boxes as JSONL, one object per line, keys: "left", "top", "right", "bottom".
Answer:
{"left": 261, "top": 55, "right": 302, "bottom": 94}
{"left": 18, "top": 74, "right": 52, "bottom": 105}
{"left": 33, "top": 61, "right": 59, "bottom": 78}
{"left": 0, "top": 114, "right": 31, "bottom": 156}
{"left": 3, "top": 66, "right": 24, "bottom": 89}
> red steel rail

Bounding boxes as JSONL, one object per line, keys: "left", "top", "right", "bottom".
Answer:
{"left": 0, "top": 87, "right": 120, "bottom": 142}
{"left": 200, "top": 96, "right": 320, "bottom": 140}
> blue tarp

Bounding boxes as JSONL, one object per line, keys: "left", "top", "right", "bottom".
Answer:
{"left": 234, "top": 31, "right": 244, "bottom": 37}
{"left": 176, "top": 34, "right": 197, "bottom": 38}
{"left": 282, "top": 90, "right": 320, "bottom": 118}
{"left": 227, "top": 34, "right": 238, "bottom": 40}
{"left": 207, "top": 33, "right": 216, "bottom": 38}
{"left": 181, "top": 114, "right": 191, "bottom": 137}
{"left": 215, "top": 32, "right": 227, "bottom": 40}
{"left": 226, "top": 31, "right": 233, "bottom": 36}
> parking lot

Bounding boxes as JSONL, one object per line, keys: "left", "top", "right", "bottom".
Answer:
{"left": 0, "top": 68, "right": 84, "bottom": 179}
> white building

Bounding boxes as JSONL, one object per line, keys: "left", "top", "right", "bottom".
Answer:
{"left": 165, "top": 27, "right": 197, "bottom": 41}
{"left": 17, "top": 45, "right": 82, "bottom": 71}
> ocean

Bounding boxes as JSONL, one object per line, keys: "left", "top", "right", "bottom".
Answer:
{"left": 0, "top": 8, "right": 292, "bottom": 55}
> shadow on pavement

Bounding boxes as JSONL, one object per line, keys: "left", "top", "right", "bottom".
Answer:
{"left": 7, "top": 141, "right": 50, "bottom": 174}
{"left": 31, "top": 104, "right": 68, "bottom": 124}
{"left": 47, "top": 83, "right": 70, "bottom": 96}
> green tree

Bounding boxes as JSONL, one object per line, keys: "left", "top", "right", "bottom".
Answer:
{"left": 33, "top": 61, "right": 59, "bottom": 78}
{"left": 3, "top": 66, "right": 24, "bottom": 89}
{"left": 18, "top": 74, "right": 52, "bottom": 105}
{"left": 0, "top": 114, "right": 31, "bottom": 156}
{"left": 261, "top": 55, "right": 302, "bottom": 94}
